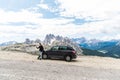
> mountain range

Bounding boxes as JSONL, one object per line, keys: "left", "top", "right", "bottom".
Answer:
{"left": 73, "top": 38, "right": 120, "bottom": 58}
{"left": 0, "top": 34, "right": 83, "bottom": 55}
{"left": 72, "top": 38, "right": 119, "bottom": 50}
{"left": 1, "top": 34, "right": 120, "bottom": 58}
{"left": 43, "top": 34, "right": 83, "bottom": 54}
{"left": 0, "top": 41, "right": 17, "bottom": 46}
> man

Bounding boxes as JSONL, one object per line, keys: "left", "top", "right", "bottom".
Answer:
{"left": 36, "top": 43, "right": 44, "bottom": 60}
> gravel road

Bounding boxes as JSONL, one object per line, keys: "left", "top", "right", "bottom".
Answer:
{"left": 0, "top": 51, "right": 120, "bottom": 80}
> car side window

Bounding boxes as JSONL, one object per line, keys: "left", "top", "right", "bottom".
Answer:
{"left": 51, "top": 46, "right": 59, "bottom": 51}
{"left": 59, "top": 46, "right": 67, "bottom": 50}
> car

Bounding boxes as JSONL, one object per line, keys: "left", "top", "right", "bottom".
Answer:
{"left": 42, "top": 46, "right": 77, "bottom": 61}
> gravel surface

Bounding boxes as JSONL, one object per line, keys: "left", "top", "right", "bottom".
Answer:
{"left": 0, "top": 51, "right": 120, "bottom": 80}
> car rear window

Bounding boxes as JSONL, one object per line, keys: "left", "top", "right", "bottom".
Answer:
{"left": 67, "top": 47, "right": 74, "bottom": 50}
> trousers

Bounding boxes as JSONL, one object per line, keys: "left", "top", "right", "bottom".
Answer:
{"left": 38, "top": 51, "right": 42, "bottom": 59}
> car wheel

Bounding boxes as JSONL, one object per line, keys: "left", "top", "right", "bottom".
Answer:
{"left": 42, "top": 54, "right": 48, "bottom": 59}
{"left": 65, "top": 55, "right": 72, "bottom": 62}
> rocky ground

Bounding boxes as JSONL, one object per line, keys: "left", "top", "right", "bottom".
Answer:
{"left": 0, "top": 50, "right": 120, "bottom": 80}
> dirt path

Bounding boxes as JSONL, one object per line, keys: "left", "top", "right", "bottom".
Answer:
{"left": 0, "top": 50, "right": 120, "bottom": 80}
{"left": 0, "top": 50, "right": 120, "bottom": 69}
{"left": 0, "top": 51, "right": 37, "bottom": 61}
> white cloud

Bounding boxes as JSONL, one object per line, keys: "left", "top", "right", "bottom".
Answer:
{"left": 57, "top": 0, "right": 120, "bottom": 20}
{"left": 37, "top": 4, "right": 49, "bottom": 9}
{"left": 54, "top": 0, "right": 120, "bottom": 40}
{"left": 0, "top": 0, "right": 120, "bottom": 43}
{"left": 0, "top": 9, "right": 43, "bottom": 24}
{"left": 0, "top": 8, "right": 75, "bottom": 43}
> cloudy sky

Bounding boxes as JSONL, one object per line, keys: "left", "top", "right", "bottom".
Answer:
{"left": 0, "top": 0, "right": 120, "bottom": 43}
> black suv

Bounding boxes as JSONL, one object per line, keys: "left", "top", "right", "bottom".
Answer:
{"left": 42, "top": 46, "right": 77, "bottom": 61}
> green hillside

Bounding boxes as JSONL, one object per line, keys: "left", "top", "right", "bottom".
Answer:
{"left": 82, "top": 48, "right": 105, "bottom": 57}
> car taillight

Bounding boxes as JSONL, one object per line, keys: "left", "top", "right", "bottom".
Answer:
{"left": 72, "top": 50, "right": 76, "bottom": 54}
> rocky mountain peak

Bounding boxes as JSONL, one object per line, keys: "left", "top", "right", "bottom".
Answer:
{"left": 43, "top": 34, "right": 83, "bottom": 54}
{"left": 44, "top": 34, "right": 56, "bottom": 45}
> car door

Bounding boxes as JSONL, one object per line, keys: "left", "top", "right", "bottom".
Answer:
{"left": 50, "top": 46, "right": 63, "bottom": 58}
{"left": 57, "top": 46, "right": 67, "bottom": 58}
{"left": 48, "top": 46, "right": 59, "bottom": 58}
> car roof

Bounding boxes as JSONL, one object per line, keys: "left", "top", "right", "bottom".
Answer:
{"left": 53, "top": 45, "right": 68, "bottom": 47}
{"left": 52, "top": 45, "right": 73, "bottom": 48}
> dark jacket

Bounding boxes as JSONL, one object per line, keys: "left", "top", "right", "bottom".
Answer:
{"left": 38, "top": 45, "right": 44, "bottom": 52}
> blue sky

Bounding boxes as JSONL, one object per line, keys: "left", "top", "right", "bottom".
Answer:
{"left": 0, "top": 0, "right": 120, "bottom": 43}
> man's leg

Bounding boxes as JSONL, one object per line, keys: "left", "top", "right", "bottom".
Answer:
{"left": 37, "top": 51, "right": 41, "bottom": 60}
{"left": 40, "top": 51, "right": 42, "bottom": 60}
{"left": 37, "top": 54, "right": 40, "bottom": 59}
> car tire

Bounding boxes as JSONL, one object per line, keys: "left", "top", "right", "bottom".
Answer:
{"left": 42, "top": 54, "right": 48, "bottom": 59}
{"left": 65, "top": 55, "right": 72, "bottom": 62}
